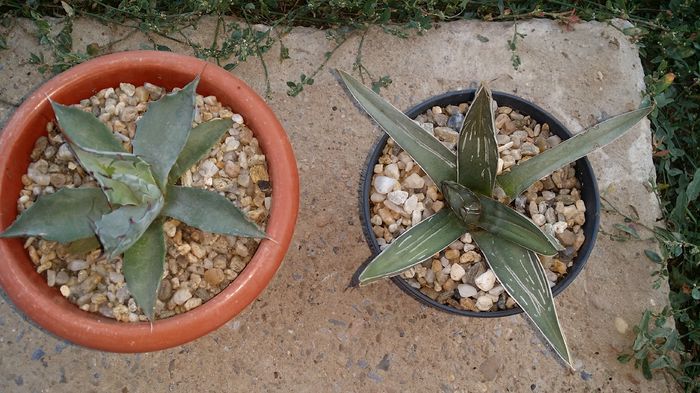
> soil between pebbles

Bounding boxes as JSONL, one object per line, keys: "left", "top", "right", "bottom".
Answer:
{"left": 368, "top": 102, "right": 586, "bottom": 312}
{"left": 15, "top": 82, "right": 271, "bottom": 322}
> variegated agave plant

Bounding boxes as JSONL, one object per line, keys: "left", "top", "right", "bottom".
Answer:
{"left": 339, "top": 70, "right": 653, "bottom": 367}
{"left": 0, "top": 78, "right": 266, "bottom": 320}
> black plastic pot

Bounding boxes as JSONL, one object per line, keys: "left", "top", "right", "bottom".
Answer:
{"left": 359, "top": 90, "right": 600, "bottom": 318}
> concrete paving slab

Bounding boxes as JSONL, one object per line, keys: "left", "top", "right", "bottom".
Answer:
{"left": 0, "top": 16, "right": 675, "bottom": 392}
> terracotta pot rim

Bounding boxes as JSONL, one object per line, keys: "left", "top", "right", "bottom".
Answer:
{"left": 357, "top": 89, "right": 600, "bottom": 318}
{"left": 0, "top": 51, "right": 299, "bottom": 352}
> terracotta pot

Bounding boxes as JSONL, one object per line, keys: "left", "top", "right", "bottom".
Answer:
{"left": 0, "top": 51, "right": 299, "bottom": 352}
{"left": 358, "top": 90, "right": 599, "bottom": 317}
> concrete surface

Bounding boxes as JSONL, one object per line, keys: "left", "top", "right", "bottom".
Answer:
{"left": 0, "top": 16, "right": 675, "bottom": 392}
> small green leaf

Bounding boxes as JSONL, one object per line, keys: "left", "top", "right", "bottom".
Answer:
{"left": 685, "top": 168, "right": 700, "bottom": 202}
{"left": 617, "top": 354, "right": 632, "bottom": 364}
{"left": 457, "top": 83, "right": 498, "bottom": 196}
{"left": 692, "top": 288, "right": 700, "bottom": 300}
{"left": 71, "top": 146, "right": 161, "bottom": 206}
{"left": 133, "top": 77, "right": 198, "bottom": 190}
{"left": 0, "top": 188, "right": 109, "bottom": 243}
{"left": 614, "top": 223, "right": 641, "bottom": 240}
{"left": 162, "top": 186, "right": 266, "bottom": 238}
{"left": 357, "top": 210, "right": 468, "bottom": 285}
{"left": 123, "top": 218, "right": 165, "bottom": 320}
{"left": 51, "top": 101, "right": 126, "bottom": 153}
{"left": 476, "top": 195, "right": 562, "bottom": 256}
{"left": 168, "top": 118, "right": 233, "bottom": 184}
{"left": 338, "top": 70, "right": 457, "bottom": 186}
{"left": 66, "top": 236, "right": 101, "bottom": 255}
{"left": 471, "top": 230, "right": 572, "bottom": 367}
{"left": 498, "top": 105, "right": 654, "bottom": 198}
{"left": 644, "top": 249, "right": 662, "bottom": 263}
{"left": 95, "top": 196, "right": 164, "bottom": 259}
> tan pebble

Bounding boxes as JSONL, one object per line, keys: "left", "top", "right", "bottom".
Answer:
{"left": 190, "top": 243, "right": 206, "bottom": 259}
{"left": 431, "top": 259, "right": 442, "bottom": 273}
{"left": 460, "top": 250, "right": 481, "bottom": 263}
{"left": 459, "top": 297, "right": 478, "bottom": 311}
{"left": 60, "top": 285, "right": 71, "bottom": 297}
{"left": 443, "top": 278, "right": 457, "bottom": 292}
{"left": 249, "top": 165, "right": 269, "bottom": 183}
{"left": 445, "top": 249, "right": 460, "bottom": 260}
{"left": 556, "top": 230, "right": 576, "bottom": 247}
{"left": 163, "top": 220, "right": 178, "bottom": 237}
{"left": 432, "top": 200, "right": 444, "bottom": 212}
{"left": 575, "top": 199, "right": 586, "bottom": 212}
{"left": 476, "top": 296, "right": 494, "bottom": 311}
{"left": 573, "top": 232, "right": 586, "bottom": 250}
{"left": 184, "top": 297, "right": 203, "bottom": 311}
{"left": 204, "top": 267, "right": 226, "bottom": 285}
{"left": 551, "top": 259, "right": 567, "bottom": 275}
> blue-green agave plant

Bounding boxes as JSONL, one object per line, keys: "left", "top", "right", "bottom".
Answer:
{"left": 0, "top": 78, "right": 267, "bottom": 320}
{"left": 339, "top": 70, "right": 653, "bottom": 368}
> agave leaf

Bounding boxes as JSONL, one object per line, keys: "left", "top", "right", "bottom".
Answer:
{"left": 471, "top": 230, "right": 572, "bottom": 367}
{"left": 498, "top": 105, "right": 654, "bottom": 198}
{"left": 162, "top": 186, "right": 266, "bottom": 238}
{"left": 95, "top": 195, "right": 165, "bottom": 259}
{"left": 71, "top": 145, "right": 161, "bottom": 206}
{"left": 51, "top": 101, "right": 126, "bottom": 153}
{"left": 357, "top": 209, "right": 468, "bottom": 285}
{"left": 168, "top": 118, "right": 232, "bottom": 184}
{"left": 123, "top": 218, "right": 165, "bottom": 320}
{"left": 66, "top": 236, "right": 101, "bottom": 255}
{"left": 457, "top": 83, "right": 499, "bottom": 196}
{"left": 0, "top": 188, "right": 109, "bottom": 243}
{"left": 338, "top": 70, "right": 457, "bottom": 185}
{"left": 476, "top": 194, "right": 562, "bottom": 256}
{"left": 133, "top": 77, "right": 198, "bottom": 190}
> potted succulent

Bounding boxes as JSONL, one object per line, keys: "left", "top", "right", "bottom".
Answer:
{"left": 339, "top": 70, "right": 652, "bottom": 367}
{"left": 0, "top": 51, "right": 299, "bottom": 352}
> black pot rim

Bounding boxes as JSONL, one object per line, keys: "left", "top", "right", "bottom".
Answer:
{"left": 358, "top": 89, "right": 601, "bottom": 318}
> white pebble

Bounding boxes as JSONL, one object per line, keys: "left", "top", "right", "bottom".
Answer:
{"left": 387, "top": 190, "right": 409, "bottom": 205}
{"left": 224, "top": 136, "right": 240, "bottom": 152}
{"left": 383, "top": 163, "right": 400, "bottom": 179}
{"left": 474, "top": 270, "right": 496, "bottom": 291}
{"left": 531, "top": 213, "right": 546, "bottom": 226}
{"left": 450, "top": 264, "right": 466, "bottom": 281}
{"left": 488, "top": 285, "right": 505, "bottom": 296}
{"left": 403, "top": 195, "right": 418, "bottom": 214}
{"left": 373, "top": 176, "right": 397, "bottom": 194}
{"left": 460, "top": 233, "right": 472, "bottom": 243}
{"left": 56, "top": 144, "right": 74, "bottom": 161}
{"left": 411, "top": 209, "right": 422, "bottom": 226}
{"left": 198, "top": 160, "right": 219, "bottom": 178}
{"left": 172, "top": 288, "right": 192, "bottom": 305}
{"left": 231, "top": 114, "right": 244, "bottom": 124}
{"left": 552, "top": 221, "right": 568, "bottom": 234}
{"left": 457, "top": 284, "right": 477, "bottom": 298}
{"left": 67, "top": 260, "right": 89, "bottom": 271}
{"left": 119, "top": 83, "right": 136, "bottom": 96}
{"left": 370, "top": 193, "right": 386, "bottom": 203}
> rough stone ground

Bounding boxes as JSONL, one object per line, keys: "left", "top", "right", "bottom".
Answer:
{"left": 0, "top": 16, "right": 676, "bottom": 392}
